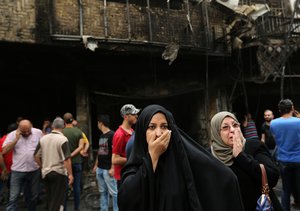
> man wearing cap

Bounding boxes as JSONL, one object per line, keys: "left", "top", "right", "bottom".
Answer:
{"left": 62, "top": 112, "right": 85, "bottom": 211}
{"left": 112, "top": 104, "right": 140, "bottom": 188}
{"left": 270, "top": 99, "right": 300, "bottom": 211}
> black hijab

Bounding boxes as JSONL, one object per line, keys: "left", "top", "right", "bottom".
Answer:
{"left": 118, "top": 104, "right": 244, "bottom": 211}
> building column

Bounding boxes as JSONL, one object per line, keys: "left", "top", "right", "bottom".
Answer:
{"left": 75, "top": 80, "right": 91, "bottom": 141}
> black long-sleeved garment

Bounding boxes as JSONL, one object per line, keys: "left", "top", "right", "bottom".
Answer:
{"left": 118, "top": 105, "right": 244, "bottom": 211}
{"left": 232, "top": 139, "right": 283, "bottom": 211}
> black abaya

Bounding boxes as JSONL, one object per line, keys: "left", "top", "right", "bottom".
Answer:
{"left": 118, "top": 105, "right": 244, "bottom": 211}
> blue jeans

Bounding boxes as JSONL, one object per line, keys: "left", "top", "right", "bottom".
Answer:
{"left": 6, "top": 170, "right": 41, "bottom": 211}
{"left": 279, "top": 162, "right": 300, "bottom": 211}
{"left": 0, "top": 178, "right": 9, "bottom": 202}
{"left": 72, "top": 163, "right": 82, "bottom": 210}
{"left": 96, "top": 167, "right": 118, "bottom": 211}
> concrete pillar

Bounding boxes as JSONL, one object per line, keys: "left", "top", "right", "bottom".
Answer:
{"left": 75, "top": 80, "right": 91, "bottom": 141}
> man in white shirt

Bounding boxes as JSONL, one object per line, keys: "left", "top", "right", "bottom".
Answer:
{"left": 2, "top": 119, "right": 43, "bottom": 211}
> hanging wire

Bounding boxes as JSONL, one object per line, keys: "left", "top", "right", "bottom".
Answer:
{"left": 166, "top": 0, "right": 175, "bottom": 40}
{"left": 103, "top": 0, "right": 108, "bottom": 37}
{"left": 239, "top": 51, "right": 249, "bottom": 113}
{"left": 229, "top": 49, "right": 249, "bottom": 113}
{"left": 279, "top": 0, "right": 300, "bottom": 99}
{"left": 78, "top": 0, "right": 84, "bottom": 36}
{"left": 126, "top": 0, "right": 132, "bottom": 40}
{"left": 202, "top": 0, "right": 210, "bottom": 126}
{"left": 146, "top": 0, "right": 153, "bottom": 41}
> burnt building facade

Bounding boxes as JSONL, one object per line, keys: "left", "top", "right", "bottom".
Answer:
{"left": 0, "top": 0, "right": 299, "bottom": 147}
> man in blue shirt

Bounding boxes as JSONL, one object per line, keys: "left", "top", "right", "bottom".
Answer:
{"left": 125, "top": 132, "right": 135, "bottom": 159}
{"left": 270, "top": 99, "right": 300, "bottom": 211}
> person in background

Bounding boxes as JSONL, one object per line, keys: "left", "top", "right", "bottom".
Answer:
{"left": 210, "top": 111, "right": 282, "bottom": 211}
{"left": 112, "top": 104, "right": 140, "bottom": 188}
{"left": 0, "top": 152, "right": 7, "bottom": 180}
{"left": 71, "top": 118, "right": 90, "bottom": 199}
{"left": 241, "top": 112, "right": 259, "bottom": 141}
{"left": 270, "top": 99, "right": 300, "bottom": 211}
{"left": 93, "top": 114, "right": 118, "bottom": 211}
{"left": 261, "top": 109, "right": 276, "bottom": 154}
{"left": 34, "top": 117, "right": 73, "bottom": 211}
{"left": 62, "top": 113, "right": 85, "bottom": 211}
{"left": 15, "top": 117, "right": 23, "bottom": 127}
{"left": 118, "top": 105, "right": 244, "bottom": 211}
{"left": 72, "top": 120, "right": 90, "bottom": 157}
{"left": 2, "top": 119, "right": 43, "bottom": 211}
{"left": 291, "top": 109, "right": 300, "bottom": 208}
{"left": 125, "top": 132, "right": 135, "bottom": 159}
{"left": 0, "top": 123, "right": 18, "bottom": 205}
{"left": 0, "top": 152, "right": 7, "bottom": 205}
{"left": 42, "top": 119, "right": 52, "bottom": 135}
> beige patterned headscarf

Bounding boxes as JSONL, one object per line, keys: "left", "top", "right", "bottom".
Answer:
{"left": 210, "top": 111, "right": 244, "bottom": 166}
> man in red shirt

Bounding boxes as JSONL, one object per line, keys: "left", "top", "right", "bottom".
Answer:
{"left": 0, "top": 123, "right": 17, "bottom": 204}
{"left": 112, "top": 104, "right": 140, "bottom": 188}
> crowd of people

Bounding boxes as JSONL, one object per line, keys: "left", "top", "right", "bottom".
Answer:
{"left": 0, "top": 100, "right": 299, "bottom": 211}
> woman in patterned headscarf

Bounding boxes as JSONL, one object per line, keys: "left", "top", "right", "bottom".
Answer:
{"left": 210, "top": 111, "right": 283, "bottom": 211}
{"left": 118, "top": 105, "right": 244, "bottom": 211}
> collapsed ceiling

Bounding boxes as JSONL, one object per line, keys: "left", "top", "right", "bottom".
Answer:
{"left": 214, "top": 0, "right": 300, "bottom": 82}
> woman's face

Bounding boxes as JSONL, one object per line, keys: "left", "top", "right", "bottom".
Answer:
{"left": 220, "top": 117, "right": 240, "bottom": 147}
{"left": 146, "top": 112, "right": 169, "bottom": 143}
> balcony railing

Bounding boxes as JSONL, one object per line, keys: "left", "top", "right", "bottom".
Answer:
{"left": 49, "top": 0, "right": 232, "bottom": 56}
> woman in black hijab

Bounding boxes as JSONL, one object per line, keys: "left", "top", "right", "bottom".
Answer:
{"left": 210, "top": 111, "right": 283, "bottom": 211}
{"left": 118, "top": 104, "right": 244, "bottom": 211}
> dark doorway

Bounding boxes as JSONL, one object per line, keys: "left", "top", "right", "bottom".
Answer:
{"left": 89, "top": 90, "right": 203, "bottom": 150}
{"left": 0, "top": 43, "right": 76, "bottom": 136}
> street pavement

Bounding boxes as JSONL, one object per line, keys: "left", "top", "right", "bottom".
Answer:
{"left": 0, "top": 188, "right": 101, "bottom": 211}
{"left": 0, "top": 177, "right": 299, "bottom": 210}
{"left": 0, "top": 171, "right": 103, "bottom": 211}
{"left": 273, "top": 178, "right": 300, "bottom": 211}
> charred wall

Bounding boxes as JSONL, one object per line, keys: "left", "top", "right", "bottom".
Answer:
{"left": 0, "top": 42, "right": 76, "bottom": 136}
{"left": 0, "top": 41, "right": 216, "bottom": 147}
{"left": 1, "top": 0, "right": 299, "bottom": 145}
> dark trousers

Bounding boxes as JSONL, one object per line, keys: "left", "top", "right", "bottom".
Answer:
{"left": 43, "top": 171, "right": 68, "bottom": 211}
{"left": 279, "top": 162, "right": 300, "bottom": 211}
{"left": 71, "top": 163, "right": 82, "bottom": 210}
{"left": 117, "top": 180, "right": 121, "bottom": 190}
{"left": 7, "top": 170, "right": 41, "bottom": 211}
